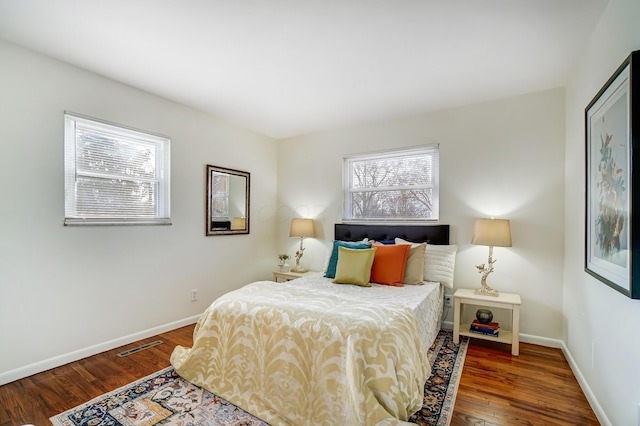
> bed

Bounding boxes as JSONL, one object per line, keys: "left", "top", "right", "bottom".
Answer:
{"left": 171, "top": 223, "right": 453, "bottom": 425}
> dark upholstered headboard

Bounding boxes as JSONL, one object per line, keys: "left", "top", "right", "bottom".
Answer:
{"left": 334, "top": 223, "right": 449, "bottom": 245}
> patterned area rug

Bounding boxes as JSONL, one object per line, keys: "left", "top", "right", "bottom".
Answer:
{"left": 411, "top": 329, "right": 469, "bottom": 426}
{"left": 50, "top": 329, "right": 468, "bottom": 426}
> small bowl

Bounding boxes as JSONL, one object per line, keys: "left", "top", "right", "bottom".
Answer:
{"left": 476, "top": 309, "right": 493, "bottom": 324}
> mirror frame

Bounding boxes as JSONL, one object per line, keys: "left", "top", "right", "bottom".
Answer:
{"left": 205, "top": 164, "right": 250, "bottom": 236}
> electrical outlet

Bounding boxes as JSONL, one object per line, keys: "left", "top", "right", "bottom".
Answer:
{"left": 191, "top": 289, "right": 198, "bottom": 302}
{"left": 444, "top": 295, "right": 453, "bottom": 307}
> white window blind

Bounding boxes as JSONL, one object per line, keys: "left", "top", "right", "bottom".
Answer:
{"left": 64, "top": 113, "right": 171, "bottom": 225}
{"left": 210, "top": 172, "right": 230, "bottom": 219}
{"left": 343, "top": 145, "right": 439, "bottom": 221}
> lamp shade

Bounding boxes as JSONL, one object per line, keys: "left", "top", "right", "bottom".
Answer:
{"left": 230, "top": 217, "right": 246, "bottom": 230}
{"left": 289, "top": 218, "right": 315, "bottom": 238}
{"left": 471, "top": 219, "right": 512, "bottom": 247}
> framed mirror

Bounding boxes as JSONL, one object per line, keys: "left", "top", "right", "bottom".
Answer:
{"left": 206, "top": 164, "right": 250, "bottom": 236}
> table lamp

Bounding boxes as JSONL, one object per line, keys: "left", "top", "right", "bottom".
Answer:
{"left": 471, "top": 218, "right": 512, "bottom": 296}
{"left": 289, "top": 218, "right": 315, "bottom": 273}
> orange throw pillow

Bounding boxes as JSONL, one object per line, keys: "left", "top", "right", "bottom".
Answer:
{"left": 370, "top": 243, "right": 411, "bottom": 286}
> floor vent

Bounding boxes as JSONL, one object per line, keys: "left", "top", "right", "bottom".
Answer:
{"left": 117, "top": 340, "right": 163, "bottom": 357}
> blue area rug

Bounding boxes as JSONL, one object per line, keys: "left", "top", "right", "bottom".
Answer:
{"left": 50, "top": 329, "right": 468, "bottom": 426}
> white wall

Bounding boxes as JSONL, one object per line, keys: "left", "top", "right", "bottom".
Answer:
{"left": 4, "top": 8, "right": 635, "bottom": 420}
{"left": 276, "top": 88, "right": 566, "bottom": 339}
{"left": 0, "top": 40, "right": 278, "bottom": 381}
{"left": 564, "top": 0, "right": 640, "bottom": 424}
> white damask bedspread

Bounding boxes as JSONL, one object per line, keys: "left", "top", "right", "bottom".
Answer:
{"left": 292, "top": 274, "right": 443, "bottom": 353}
{"left": 171, "top": 279, "right": 434, "bottom": 425}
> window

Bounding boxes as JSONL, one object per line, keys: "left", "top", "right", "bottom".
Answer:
{"left": 343, "top": 145, "right": 439, "bottom": 222}
{"left": 64, "top": 113, "right": 171, "bottom": 225}
{"left": 209, "top": 172, "right": 230, "bottom": 219}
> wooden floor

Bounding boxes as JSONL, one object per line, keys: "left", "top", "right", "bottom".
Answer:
{"left": 452, "top": 339, "right": 599, "bottom": 426}
{"left": 0, "top": 325, "right": 599, "bottom": 426}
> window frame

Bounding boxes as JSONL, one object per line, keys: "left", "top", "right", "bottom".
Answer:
{"left": 63, "top": 112, "right": 171, "bottom": 226}
{"left": 342, "top": 144, "right": 439, "bottom": 223}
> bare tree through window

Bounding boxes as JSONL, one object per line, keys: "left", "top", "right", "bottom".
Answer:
{"left": 344, "top": 146, "right": 438, "bottom": 221}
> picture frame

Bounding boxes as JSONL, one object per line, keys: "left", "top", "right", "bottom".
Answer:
{"left": 585, "top": 50, "right": 640, "bottom": 299}
{"left": 205, "top": 164, "right": 250, "bottom": 236}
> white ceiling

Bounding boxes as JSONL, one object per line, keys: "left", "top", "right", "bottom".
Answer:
{"left": 0, "top": 0, "right": 607, "bottom": 139}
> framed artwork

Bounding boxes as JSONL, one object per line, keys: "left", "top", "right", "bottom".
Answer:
{"left": 585, "top": 50, "right": 640, "bottom": 299}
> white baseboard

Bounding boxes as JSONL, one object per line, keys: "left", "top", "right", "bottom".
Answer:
{"left": 519, "top": 332, "right": 563, "bottom": 348}
{"left": 0, "top": 315, "right": 200, "bottom": 386}
{"left": 442, "top": 323, "right": 610, "bottom": 425}
{"left": 559, "top": 340, "right": 612, "bottom": 426}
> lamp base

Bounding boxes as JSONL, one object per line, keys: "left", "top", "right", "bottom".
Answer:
{"left": 291, "top": 237, "right": 308, "bottom": 274}
{"left": 475, "top": 286, "right": 499, "bottom": 297}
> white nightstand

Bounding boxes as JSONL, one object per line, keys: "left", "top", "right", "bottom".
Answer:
{"left": 272, "top": 270, "right": 312, "bottom": 282}
{"left": 453, "top": 288, "right": 522, "bottom": 356}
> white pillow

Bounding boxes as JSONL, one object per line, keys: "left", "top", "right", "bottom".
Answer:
{"left": 396, "top": 238, "right": 458, "bottom": 288}
{"left": 424, "top": 244, "right": 458, "bottom": 288}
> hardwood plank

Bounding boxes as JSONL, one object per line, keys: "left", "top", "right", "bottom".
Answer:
{"left": 452, "top": 339, "right": 599, "bottom": 426}
{"left": 0, "top": 325, "right": 196, "bottom": 426}
{"left": 0, "top": 326, "right": 599, "bottom": 426}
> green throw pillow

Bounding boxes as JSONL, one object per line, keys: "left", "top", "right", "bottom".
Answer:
{"left": 324, "top": 240, "right": 372, "bottom": 278}
{"left": 333, "top": 246, "right": 376, "bottom": 287}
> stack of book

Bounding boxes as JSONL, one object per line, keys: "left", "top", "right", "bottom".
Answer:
{"left": 470, "top": 319, "right": 500, "bottom": 337}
